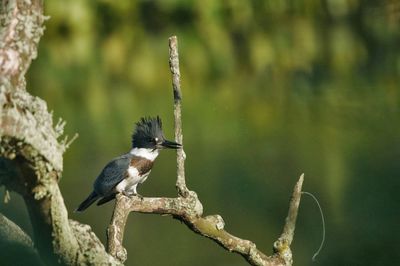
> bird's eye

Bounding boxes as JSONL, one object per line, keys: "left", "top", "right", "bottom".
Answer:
{"left": 154, "top": 137, "right": 159, "bottom": 142}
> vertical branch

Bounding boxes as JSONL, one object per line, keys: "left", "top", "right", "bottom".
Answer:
{"left": 0, "top": 0, "right": 45, "bottom": 87}
{"left": 273, "top": 174, "right": 304, "bottom": 265}
{"left": 281, "top": 173, "right": 304, "bottom": 244}
{"left": 107, "top": 194, "right": 130, "bottom": 262}
{"left": 169, "top": 36, "right": 189, "bottom": 197}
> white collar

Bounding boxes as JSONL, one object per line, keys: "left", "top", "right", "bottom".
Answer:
{"left": 130, "top": 148, "right": 159, "bottom": 161}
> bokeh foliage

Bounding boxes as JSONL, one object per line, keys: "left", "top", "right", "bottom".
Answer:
{"left": 1, "top": 0, "right": 399, "bottom": 265}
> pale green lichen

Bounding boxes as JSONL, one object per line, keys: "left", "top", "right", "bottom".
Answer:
{"left": 1, "top": 2, "right": 118, "bottom": 265}
{"left": 186, "top": 190, "right": 203, "bottom": 217}
{"left": 31, "top": 184, "right": 47, "bottom": 200}
{"left": 203, "top": 215, "right": 225, "bottom": 230}
{"left": 1, "top": 0, "right": 76, "bottom": 174}
{"left": 273, "top": 238, "right": 292, "bottom": 265}
{"left": 1, "top": 90, "right": 66, "bottom": 172}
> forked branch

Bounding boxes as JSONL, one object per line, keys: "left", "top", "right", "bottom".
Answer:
{"left": 107, "top": 36, "right": 304, "bottom": 266}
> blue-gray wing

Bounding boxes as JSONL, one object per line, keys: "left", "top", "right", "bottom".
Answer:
{"left": 93, "top": 153, "right": 132, "bottom": 195}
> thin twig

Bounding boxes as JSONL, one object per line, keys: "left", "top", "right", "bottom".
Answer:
{"left": 169, "top": 36, "right": 189, "bottom": 197}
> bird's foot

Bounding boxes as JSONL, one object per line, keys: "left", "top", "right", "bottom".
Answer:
{"left": 131, "top": 193, "right": 143, "bottom": 200}
{"left": 122, "top": 191, "right": 143, "bottom": 200}
{"left": 135, "top": 193, "right": 144, "bottom": 200}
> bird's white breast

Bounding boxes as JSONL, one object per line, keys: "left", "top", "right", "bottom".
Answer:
{"left": 128, "top": 166, "right": 139, "bottom": 177}
{"left": 116, "top": 149, "right": 157, "bottom": 195}
{"left": 129, "top": 148, "right": 159, "bottom": 161}
{"left": 115, "top": 167, "right": 140, "bottom": 193}
{"left": 115, "top": 166, "right": 151, "bottom": 194}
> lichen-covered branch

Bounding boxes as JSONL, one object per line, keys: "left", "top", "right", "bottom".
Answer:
{"left": 0, "top": 1, "right": 120, "bottom": 265}
{"left": 0, "top": 0, "right": 45, "bottom": 87}
{"left": 0, "top": 213, "right": 34, "bottom": 248}
{"left": 0, "top": 213, "right": 43, "bottom": 265}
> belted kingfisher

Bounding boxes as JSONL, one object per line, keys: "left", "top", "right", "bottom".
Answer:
{"left": 75, "top": 116, "right": 181, "bottom": 212}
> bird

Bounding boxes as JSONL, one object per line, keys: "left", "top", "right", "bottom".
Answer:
{"left": 75, "top": 116, "right": 181, "bottom": 212}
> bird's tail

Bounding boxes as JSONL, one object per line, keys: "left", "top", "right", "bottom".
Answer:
{"left": 97, "top": 193, "right": 116, "bottom": 206}
{"left": 75, "top": 191, "right": 99, "bottom": 212}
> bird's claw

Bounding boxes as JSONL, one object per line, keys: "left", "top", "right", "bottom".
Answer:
{"left": 122, "top": 191, "right": 131, "bottom": 197}
{"left": 121, "top": 190, "right": 143, "bottom": 200}
{"left": 133, "top": 193, "right": 143, "bottom": 201}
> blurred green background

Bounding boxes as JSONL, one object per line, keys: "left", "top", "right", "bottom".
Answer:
{"left": 1, "top": 0, "right": 400, "bottom": 265}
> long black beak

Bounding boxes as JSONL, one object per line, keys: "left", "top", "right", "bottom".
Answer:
{"left": 160, "top": 139, "right": 182, "bottom": 149}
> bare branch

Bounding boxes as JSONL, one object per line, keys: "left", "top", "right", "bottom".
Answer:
{"left": 279, "top": 173, "right": 304, "bottom": 245}
{"left": 273, "top": 174, "right": 305, "bottom": 265}
{"left": 107, "top": 196, "right": 130, "bottom": 262}
{"left": 169, "top": 36, "right": 189, "bottom": 197}
{"left": 106, "top": 36, "right": 305, "bottom": 266}
{"left": 106, "top": 175, "right": 304, "bottom": 266}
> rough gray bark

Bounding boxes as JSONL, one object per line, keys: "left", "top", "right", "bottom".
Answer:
{"left": 0, "top": 1, "right": 120, "bottom": 265}
{"left": 106, "top": 36, "right": 304, "bottom": 266}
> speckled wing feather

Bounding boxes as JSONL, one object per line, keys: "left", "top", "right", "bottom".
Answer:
{"left": 93, "top": 153, "right": 132, "bottom": 195}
